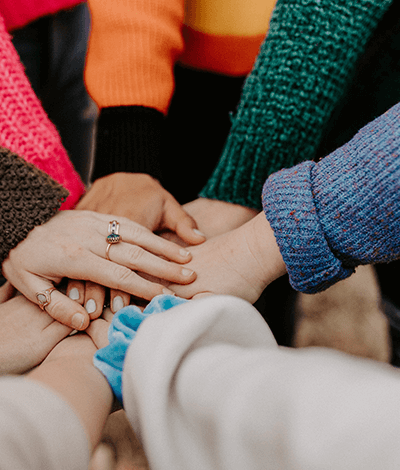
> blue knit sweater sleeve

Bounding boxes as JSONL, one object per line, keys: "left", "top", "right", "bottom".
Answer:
{"left": 262, "top": 103, "right": 400, "bottom": 293}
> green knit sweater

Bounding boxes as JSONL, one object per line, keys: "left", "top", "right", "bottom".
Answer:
{"left": 200, "top": 0, "right": 393, "bottom": 210}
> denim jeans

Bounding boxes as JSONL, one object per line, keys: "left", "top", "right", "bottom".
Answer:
{"left": 12, "top": 3, "right": 97, "bottom": 185}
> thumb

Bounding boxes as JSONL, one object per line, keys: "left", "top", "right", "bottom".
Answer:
{"left": 26, "top": 274, "right": 90, "bottom": 330}
{"left": 163, "top": 198, "right": 206, "bottom": 245}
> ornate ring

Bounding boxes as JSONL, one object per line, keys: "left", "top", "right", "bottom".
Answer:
{"left": 36, "top": 287, "right": 56, "bottom": 311}
{"left": 106, "top": 220, "right": 121, "bottom": 260}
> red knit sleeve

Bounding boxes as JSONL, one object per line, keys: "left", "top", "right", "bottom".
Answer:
{"left": 85, "top": 0, "right": 184, "bottom": 115}
{"left": 0, "top": 16, "right": 85, "bottom": 209}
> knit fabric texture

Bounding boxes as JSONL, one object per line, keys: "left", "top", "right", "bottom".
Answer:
{"left": 262, "top": 103, "right": 400, "bottom": 294}
{"left": 0, "top": 146, "right": 68, "bottom": 268}
{"left": 200, "top": 0, "right": 393, "bottom": 210}
{"left": 0, "top": 16, "right": 84, "bottom": 209}
{"left": 0, "top": 0, "right": 83, "bottom": 31}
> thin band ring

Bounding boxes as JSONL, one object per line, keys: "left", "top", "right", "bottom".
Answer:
{"left": 36, "top": 287, "right": 56, "bottom": 311}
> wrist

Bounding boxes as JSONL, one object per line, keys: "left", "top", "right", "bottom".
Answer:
{"left": 245, "top": 213, "right": 287, "bottom": 287}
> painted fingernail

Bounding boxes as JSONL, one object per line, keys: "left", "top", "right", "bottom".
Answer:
{"left": 193, "top": 229, "right": 205, "bottom": 238}
{"left": 85, "top": 299, "right": 97, "bottom": 315}
{"left": 69, "top": 288, "right": 80, "bottom": 300}
{"left": 181, "top": 268, "right": 194, "bottom": 277}
{"left": 112, "top": 296, "right": 124, "bottom": 312}
{"left": 71, "top": 313, "right": 85, "bottom": 330}
{"left": 180, "top": 249, "right": 190, "bottom": 257}
{"left": 163, "top": 288, "right": 175, "bottom": 296}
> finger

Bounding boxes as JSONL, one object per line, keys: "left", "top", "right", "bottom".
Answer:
{"left": 89, "top": 442, "right": 116, "bottom": 470}
{"left": 106, "top": 243, "right": 196, "bottom": 285}
{"left": 110, "top": 289, "right": 130, "bottom": 313}
{"left": 67, "top": 279, "right": 85, "bottom": 304}
{"left": 26, "top": 275, "right": 91, "bottom": 330}
{"left": 0, "top": 281, "right": 15, "bottom": 303}
{"left": 84, "top": 282, "right": 106, "bottom": 319}
{"left": 86, "top": 318, "right": 110, "bottom": 349}
{"left": 94, "top": 213, "right": 193, "bottom": 264}
{"left": 102, "top": 307, "right": 114, "bottom": 323}
{"left": 163, "top": 198, "right": 206, "bottom": 245}
{"left": 41, "top": 319, "right": 73, "bottom": 347}
{"left": 73, "top": 251, "right": 176, "bottom": 301}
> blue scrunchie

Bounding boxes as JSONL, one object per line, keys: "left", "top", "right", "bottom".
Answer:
{"left": 93, "top": 294, "right": 188, "bottom": 404}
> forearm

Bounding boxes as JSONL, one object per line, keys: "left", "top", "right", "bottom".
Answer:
{"left": 200, "top": 0, "right": 392, "bottom": 210}
{"left": 0, "top": 147, "right": 68, "bottom": 269}
{"left": 263, "top": 102, "right": 400, "bottom": 293}
{"left": 122, "top": 296, "right": 400, "bottom": 470}
{"left": 86, "top": 0, "right": 184, "bottom": 180}
{"left": 28, "top": 339, "right": 113, "bottom": 449}
{"left": 0, "top": 17, "right": 84, "bottom": 208}
{"left": 0, "top": 378, "right": 91, "bottom": 469}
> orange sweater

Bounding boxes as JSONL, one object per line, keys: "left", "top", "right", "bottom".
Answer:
{"left": 86, "top": 0, "right": 276, "bottom": 115}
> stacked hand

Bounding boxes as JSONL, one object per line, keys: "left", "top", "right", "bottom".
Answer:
{"left": 2, "top": 210, "right": 197, "bottom": 330}
{"left": 169, "top": 213, "right": 287, "bottom": 303}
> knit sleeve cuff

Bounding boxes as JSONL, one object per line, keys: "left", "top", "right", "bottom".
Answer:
{"left": 92, "top": 106, "right": 164, "bottom": 182}
{"left": 0, "top": 147, "right": 68, "bottom": 268}
{"left": 262, "top": 161, "right": 354, "bottom": 294}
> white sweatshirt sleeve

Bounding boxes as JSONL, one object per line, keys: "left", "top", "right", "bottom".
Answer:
{"left": 0, "top": 377, "right": 90, "bottom": 470}
{"left": 122, "top": 295, "right": 400, "bottom": 470}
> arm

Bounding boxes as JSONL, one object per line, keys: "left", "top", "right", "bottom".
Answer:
{"left": 200, "top": 0, "right": 392, "bottom": 210}
{"left": 82, "top": 0, "right": 205, "bottom": 244}
{"left": 0, "top": 332, "right": 112, "bottom": 470}
{"left": 171, "top": 102, "right": 400, "bottom": 300}
{"left": 116, "top": 296, "right": 400, "bottom": 470}
{"left": 0, "top": 16, "right": 84, "bottom": 209}
{"left": 85, "top": 0, "right": 182, "bottom": 176}
{"left": 263, "top": 102, "right": 400, "bottom": 293}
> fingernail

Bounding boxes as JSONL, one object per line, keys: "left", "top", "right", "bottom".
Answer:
{"left": 85, "top": 299, "right": 97, "bottom": 315}
{"left": 181, "top": 268, "right": 194, "bottom": 277}
{"left": 193, "top": 229, "right": 205, "bottom": 238}
{"left": 112, "top": 296, "right": 124, "bottom": 312}
{"left": 69, "top": 288, "right": 80, "bottom": 300}
{"left": 163, "top": 288, "right": 175, "bottom": 296}
{"left": 180, "top": 248, "right": 190, "bottom": 257}
{"left": 71, "top": 313, "right": 85, "bottom": 330}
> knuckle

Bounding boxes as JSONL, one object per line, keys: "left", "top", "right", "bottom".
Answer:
{"left": 127, "top": 245, "right": 144, "bottom": 265}
{"left": 112, "top": 265, "right": 136, "bottom": 288}
{"left": 127, "top": 224, "right": 146, "bottom": 241}
{"left": 45, "top": 297, "right": 67, "bottom": 322}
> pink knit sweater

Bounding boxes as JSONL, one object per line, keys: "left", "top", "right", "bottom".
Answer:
{"left": 0, "top": 16, "right": 85, "bottom": 208}
{"left": 0, "top": 0, "right": 83, "bottom": 31}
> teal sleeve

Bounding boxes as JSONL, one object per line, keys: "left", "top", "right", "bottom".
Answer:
{"left": 200, "top": 0, "right": 392, "bottom": 210}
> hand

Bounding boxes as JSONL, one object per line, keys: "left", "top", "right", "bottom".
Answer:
{"left": 0, "top": 295, "right": 71, "bottom": 375}
{"left": 2, "top": 210, "right": 197, "bottom": 330}
{"left": 183, "top": 198, "right": 259, "bottom": 239}
{"left": 170, "top": 213, "right": 287, "bottom": 303}
{"left": 90, "top": 410, "right": 149, "bottom": 470}
{"left": 77, "top": 173, "right": 206, "bottom": 245}
{"left": 28, "top": 332, "right": 113, "bottom": 450}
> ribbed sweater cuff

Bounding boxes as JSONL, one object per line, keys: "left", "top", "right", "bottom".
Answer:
{"left": 201, "top": 0, "right": 392, "bottom": 211}
{"left": 262, "top": 161, "right": 353, "bottom": 294}
{"left": 92, "top": 106, "right": 164, "bottom": 182}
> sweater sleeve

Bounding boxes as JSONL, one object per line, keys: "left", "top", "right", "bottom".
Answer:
{"left": 0, "top": 147, "right": 68, "bottom": 268}
{"left": 122, "top": 295, "right": 400, "bottom": 470}
{"left": 0, "top": 377, "right": 90, "bottom": 470}
{"left": 85, "top": 0, "right": 184, "bottom": 181}
{"left": 0, "top": 16, "right": 84, "bottom": 209}
{"left": 200, "top": 0, "right": 392, "bottom": 210}
{"left": 262, "top": 102, "right": 400, "bottom": 294}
